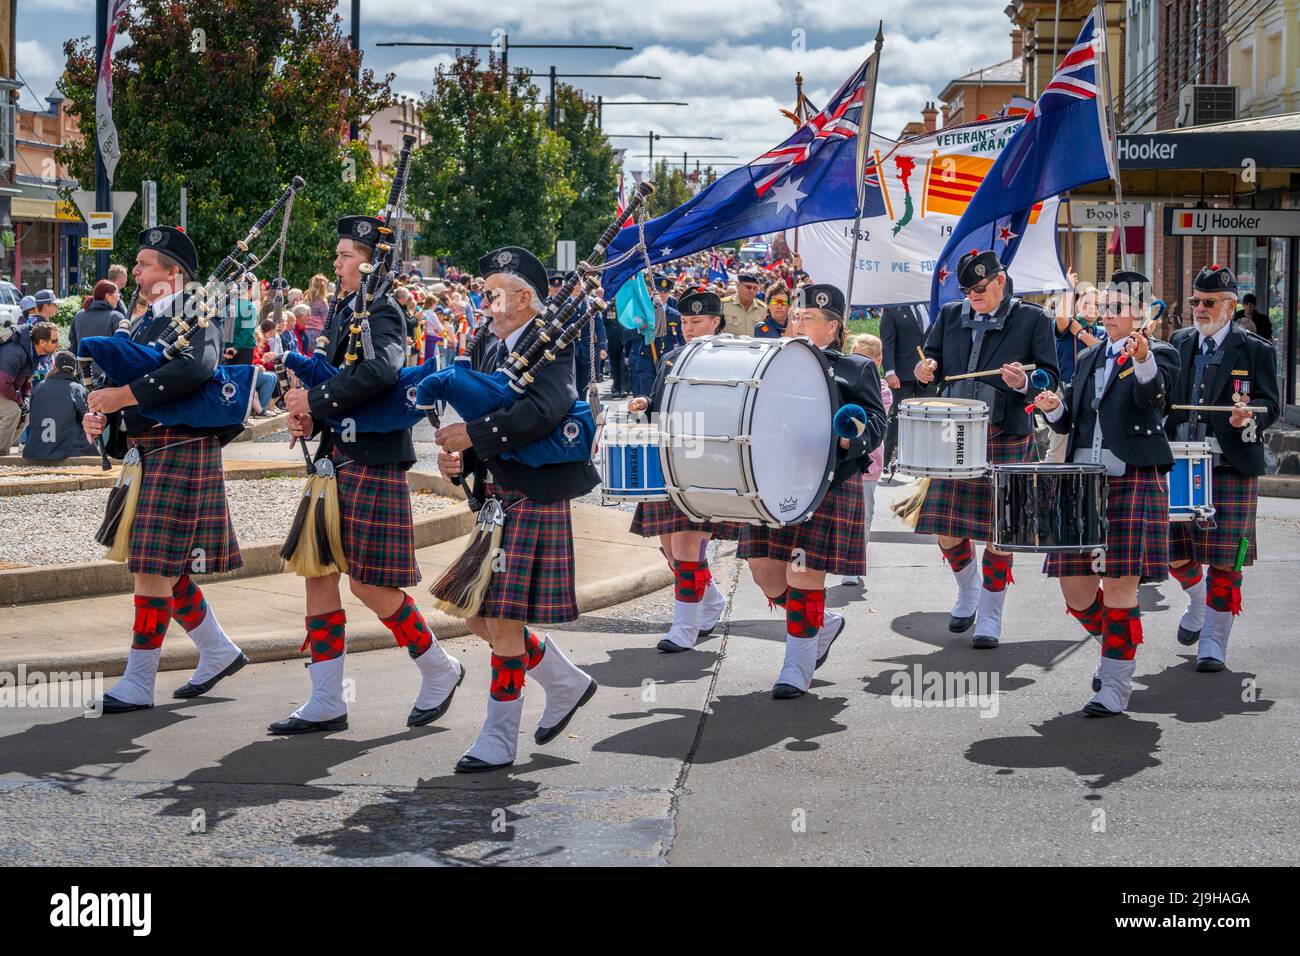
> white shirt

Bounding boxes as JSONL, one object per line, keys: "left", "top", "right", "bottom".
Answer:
{"left": 1043, "top": 340, "right": 1157, "bottom": 423}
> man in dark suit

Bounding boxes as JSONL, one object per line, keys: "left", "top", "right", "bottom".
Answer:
{"left": 1035, "top": 271, "right": 1180, "bottom": 717}
{"left": 436, "top": 245, "right": 600, "bottom": 773}
{"left": 879, "top": 303, "right": 935, "bottom": 465}
{"left": 1163, "top": 265, "right": 1280, "bottom": 672}
{"left": 912, "top": 249, "right": 1060, "bottom": 649}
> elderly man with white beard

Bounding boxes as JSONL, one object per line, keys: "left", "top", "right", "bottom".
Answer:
{"left": 1163, "top": 265, "right": 1280, "bottom": 673}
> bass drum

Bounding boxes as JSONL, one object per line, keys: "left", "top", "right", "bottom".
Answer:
{"left": 658, "top": 335, "right": 837, "bottom": 526}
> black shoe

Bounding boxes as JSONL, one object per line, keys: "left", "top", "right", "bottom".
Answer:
{"left": 454, "top": 755, "right": 514, "bottom": 774}
{"left": 814, "top": 616, "right": 846, "bottom": 670}
{"left": 99, "top": 694, "right": 152, "bottom": 714}
{"left": 1195, "top": 657, "right": 1225, "bottom": 672}
{"left": 267, "top": 714, "right": 348, "bottom": 735}
{"left": 971, "top": 634, "right": 999, "bottom": 649}
{"left": 771, "top": 683, "right": 805, "bottom": 700}
{"left": 535, "top": 679, "right": 598, "bottom": 744}
{"left": 1176, "top": 625, "right": 1200, "bottom": 647}
{"left": 1082, "top": 701, "right": 1120, "bottom": 718}
{"left": 407, "top": 663, "right": 466, "bottom": 727}
{"left": 657, "top": 638, "right": 691, "bottom": 653}
{"left": 172, "top": 652, "right": 250, "bottom": 699}
{"left": 948, "top": 612, "right": 976, "bottom": 633}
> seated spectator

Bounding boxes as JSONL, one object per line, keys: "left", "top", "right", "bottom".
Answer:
{"left": 22, "top": 350, "right": 96, "bottom": 460}
{"left": 0, "top": 322, "right": 60, "bottom": 453}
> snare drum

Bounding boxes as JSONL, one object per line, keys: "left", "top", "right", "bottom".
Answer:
{"left": 992, "top": 463, "right": 1108, "bottom": 553}
{"left": 1168, "top": 442, "right": 1215, "bottom": 522}
{"left": 897, "top": 398, "right": 989, "bottom": 478}
{"left": 658, "top": 335, "right": 838, "bottom": 526}
{"left": 600, "top": 423, "right": 668, "bottom": 503}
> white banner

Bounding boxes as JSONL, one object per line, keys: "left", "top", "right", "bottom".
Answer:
{"left": 95, "top": 0, "right": 131, "bottom": 186}
{"left": 796, "top": 120, "right": 1069, "bottom": 306}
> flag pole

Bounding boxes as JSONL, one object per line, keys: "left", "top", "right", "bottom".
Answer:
{"left": 1093, "top": 0, "right": 1127, "bottom": 271}
{"left": 845, "top": 24, "right": 884, "bottom": 313}
{"left": 793, "top": 72, "right": 805, "bottom": 258}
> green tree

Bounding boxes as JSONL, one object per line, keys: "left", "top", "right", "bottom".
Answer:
{"left": 57, "top": 0, "right": 392, "bottom": 288}
{"left": 408, "top": 52, "right": 575, "bottom": 268}
{"left": 550, "top": 83, "right": 618, "bottom": 256}
{"left": 645, "top": 161, "right": 697, "bottom": 218}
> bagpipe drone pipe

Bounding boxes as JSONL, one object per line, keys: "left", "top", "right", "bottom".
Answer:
{"left": 77, "top": 176, "right": 306, "bottom": 429}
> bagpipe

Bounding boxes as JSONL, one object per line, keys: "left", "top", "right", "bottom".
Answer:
{"left": 77, "top": 177, "right": 306, "bottom": 431}
{"left": 424, "top": 180, "right": 659, "bottom": 619}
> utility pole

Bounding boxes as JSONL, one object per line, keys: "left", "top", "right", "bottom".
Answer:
{"left": 349, "top": 0, "right": 360, "bottom": 142}
{"left": 94, "top": 0, "right": 109, "bottom": 281}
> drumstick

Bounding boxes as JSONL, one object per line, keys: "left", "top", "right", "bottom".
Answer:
{"left": 1171, "top": 404, "right": 1268, "bottom": 413}
{"left": 915, "top": 346, "right": 927, "bottom": 363}
{"left": 944, "top": 364, "right": 1037, "bottom": 382}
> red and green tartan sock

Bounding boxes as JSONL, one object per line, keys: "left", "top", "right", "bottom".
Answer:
{"left": 982, "top": 551, "right": 1014, "bottom": 592}
{"left": 524, "top": 627, "right": 547, "bottom": 670}
{"left": 785, "top": 588, "right": 825, "bottom": 639}
{"left": 1066, "top": 589, "right": 1105, "bottom": 637}
{"left": 170, "top": 574, "right": 208, "bottom": 632}
{"left": 490, "top": 654, "right": 527, "bottom": 701}
{"left": 940, "top": 538, "right": 975, "bottom": 573}
{"left": 1169, "top": 561, "right": 1203, "bottom": 590}
{"left": 673, "top": 560, "right": 710, "bottom": 603}
{"left": 766, "top": 588, "right": 788, "bottom": 612}
{"left": 131, "top": 596, "right": 172, "bottom": 651}
{"left": 301, "top": 609, "right": 346, "bottom": 662}
{"left": 1101, "top": 605, "right": 1142, "bottom": 661}
{"left": 1206, "top": 567, "right": 1243, "bottom": 615}
{"left": 381, "top": 593, "right": 434, "bottom": 659}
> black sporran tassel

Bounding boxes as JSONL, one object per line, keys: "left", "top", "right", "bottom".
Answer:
{"left": 99, "top": 448, "right": 143, "bottom": 562}
{"left": 430, "top": 498, "right": 505, "bottom": 619}
{"left": 95, "top": 481, "right": 130, "bottom": 547}
{"left": 313, "top": 483, "right": 336, "bottom": 569}
{"left": 280, "top": 481, "right": 314, "bottom": 562}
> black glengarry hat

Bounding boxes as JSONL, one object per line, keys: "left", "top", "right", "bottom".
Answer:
{"left": 479, "top": 246, "right": 549, "bottom": 300}
{"left": 1194, "top": 264, "right": 1237, "bottom": 294}
{"left": 795, "top": 283, "right": 845, "bottom": 318}
{"left": 338, "top": 215, "right": 385, "bottom": 250}
{"left": 956, "top": 248, "right": 1002, "bottom": 288}
{"left": 677, "top": 290, "right": 723, "bottom": 317}
{"left": 138, "top": 225, "right": 197, "bottom": 279}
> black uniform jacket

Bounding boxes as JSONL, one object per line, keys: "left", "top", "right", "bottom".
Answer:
{"left": 922, "top": 292, "right": 1060, "bottom": 435}
{"left": 1047, "top": 338, "right": 1180, "bottom": 468}
{"left": 458, "top": 318, "right": 600, "bottom": 506}
{"left": 307, "top": 289, "right": 415, "bottom": 468}
{"left": 1163, "top": 325, "right": 1280, "bottom": 477}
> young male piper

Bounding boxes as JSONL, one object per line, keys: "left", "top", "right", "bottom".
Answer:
{"left": 82, "top": 227, "right": 248, "bottom": 712}
{"left": 1164, "top": 265, "right": 1280, "bottom": 671}
{"left": 626, "top": 289, "right": 738, "bottom": 653}
{"left": 913, "top": 249, "right": 1059, "bottom": 648}
{"left": 436, "top": 246, "right": 600, "bottom": 772}
{"left": 274, "top": 216, "right": 463, "bottom": 734}
{"left": 738, "top": 284, "right": 886, "bottom": 698}
{"left": 1033, "top": 271, "right": 1180, "bottom": 716}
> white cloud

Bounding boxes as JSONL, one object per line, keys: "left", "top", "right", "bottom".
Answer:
{"left": 16, "top": 40, "right": 64, "bottom": 109}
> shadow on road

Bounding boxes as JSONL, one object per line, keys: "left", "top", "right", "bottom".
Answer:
{"left": 964, "top": 711, "right": 1163, "bottom": 789}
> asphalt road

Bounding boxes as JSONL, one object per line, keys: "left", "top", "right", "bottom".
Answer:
{"left": 1, "top": 487, "right": 1296, "bottom": 866}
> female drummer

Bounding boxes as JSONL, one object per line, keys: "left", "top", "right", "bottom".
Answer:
{"left": 1032, "top": 270, "right": 1180, "bottom": 717}
{"left": 739, "top": 284, "right": 887, "bottom": 699}
{"left": 626, "top": 289, "right": 740, "bottom": 652}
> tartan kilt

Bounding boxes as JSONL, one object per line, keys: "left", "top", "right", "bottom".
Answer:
{"left": 335, "top": 458, "right": 419, "bottom": 588}
{"left": 126, "top": 428, "right": 241, "bottom": 577}
{"left": 1044, "top": 466, "right": 1168, "bottom": 579}
{"left": 738, "top": 473, "right": 866, "bottom": 576}
{"left": 629, "top": 499, "right": 741, "bottom": 540}
{"left": 1169, "top": 468, "right": 1259, "bottom": 567}
{"left": 479, "top": 486, "right": 579, "bottom": 624}
{"left": 914, "top": 432, "right": 1034, "bottom": 541}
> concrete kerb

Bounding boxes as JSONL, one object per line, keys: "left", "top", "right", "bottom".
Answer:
{"left": 0, "top": 460, "right": 318, "bottom": 498}
{"left": 0, "top": 470, "right": 470, "bottom": 605}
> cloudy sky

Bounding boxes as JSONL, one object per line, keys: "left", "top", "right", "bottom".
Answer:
{"left": 15, "top": 0, "right": 1021, "bottom": 176}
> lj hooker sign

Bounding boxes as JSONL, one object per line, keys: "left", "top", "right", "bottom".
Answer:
{"left": 1165, "top": 207, "right": 1300, "bottom": 237}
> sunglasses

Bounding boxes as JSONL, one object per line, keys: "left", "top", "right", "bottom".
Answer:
{"left": 960, "top": 277, "right": 997, "bottom": 295}
{"left": 1188, "top": 297, "right": 1220, "bottom": 308}
{"left": 1101, "top": 301, "right": 1133, "bottom": 315}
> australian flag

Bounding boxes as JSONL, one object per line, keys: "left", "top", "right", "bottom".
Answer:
{"left": 602, "top": 51, "right": 885, "bottom": 298}
{"left": 928, "top": 7, "right": 1115, "bottom": 315}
